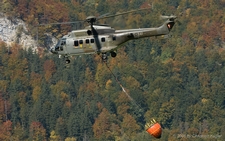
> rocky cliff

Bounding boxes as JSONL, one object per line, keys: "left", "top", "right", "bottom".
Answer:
{"left": 0, "top": 13, "right": 38, "bottom": 51}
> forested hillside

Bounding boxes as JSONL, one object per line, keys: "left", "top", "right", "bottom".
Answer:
{"left": 0, "top": 0, "right": 225, "bottom": 140}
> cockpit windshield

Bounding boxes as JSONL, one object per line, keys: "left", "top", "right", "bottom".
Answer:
{"left": 55, "top": 40, "right": 61, "bottom": 51}
{"left": 50, "top": 38, "right": 66, "bottom": 54}
{"left": 55, "top": 38, "right": 66, "bottom": 51}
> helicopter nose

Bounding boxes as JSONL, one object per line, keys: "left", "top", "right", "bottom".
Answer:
{"left": 50, "top": 47, "right": 57, "bottom": 54}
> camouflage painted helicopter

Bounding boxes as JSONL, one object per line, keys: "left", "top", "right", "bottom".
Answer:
{"left": 49, "top": 8, "right": 177, "bottom": 63}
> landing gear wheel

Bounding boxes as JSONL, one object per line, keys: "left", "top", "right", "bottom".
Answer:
{"left": 65, "top": 59, "right": 70, "bottom": 64}
{"left": 102, "top": 53, "right": 108, "bottom": 62}
{"left": 110, "top": 51, "right": 117, "bottom": 58}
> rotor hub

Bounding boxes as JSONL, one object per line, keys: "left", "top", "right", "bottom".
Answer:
{"left": 86, "top": 16, "right": 97, "bottom": 25}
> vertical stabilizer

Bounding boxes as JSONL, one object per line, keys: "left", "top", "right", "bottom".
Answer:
{"left": 157, "top": 16, "right": 176, "bottom": 35}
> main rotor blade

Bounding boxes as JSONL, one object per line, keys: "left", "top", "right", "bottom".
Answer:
{"left": 38, "top": 21, "right": 84, "bottom": 26}
{"left": 97, "top": 13, "right": 110, "bottom": 19}
{"left": 97, "top": 7, "right": 150, "bottom": 20}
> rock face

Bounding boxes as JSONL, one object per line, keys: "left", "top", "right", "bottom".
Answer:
{"left": 0, "top": 13, "right": 77, "bottom": 54}
{"left": 0, "top": 13, "right": 37, "bottom": 51}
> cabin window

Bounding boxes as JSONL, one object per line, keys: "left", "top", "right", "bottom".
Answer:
{"left": 61, "top": 41, "right": 66, "bottom": 45}
{"left": 86, "top": 39, "right": 90, "bottom": 44}
{"left": 101, "top": 37, "right": 105, "bottom": 42}
{"left": 79, "top": 40, "right": 83, "bottom": 44}
{"left": 113, "top": 36, "right": 116, "bottom": 41}
{"left": 74, "top": 40, "right": 79, "bottom": 46}
{"left": 91, "top": 39, "right": 94, "bottom": 43}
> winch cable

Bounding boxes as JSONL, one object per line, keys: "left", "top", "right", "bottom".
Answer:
{"left": 104, "top": 61, "right": 143, "bottom": 113}
{"left": 103, "top": 60, "right": 162, "bottom": 137}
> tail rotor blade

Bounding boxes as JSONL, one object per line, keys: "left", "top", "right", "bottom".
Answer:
{"left": 97, "top": 7, "right": 151, "bottom": 20}
{"left": 160, "top": 15, "right": 177, "bottom": 20}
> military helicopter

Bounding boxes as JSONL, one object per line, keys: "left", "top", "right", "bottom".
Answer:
{"left": 48, "top": 8, "right": 177, "bottom": 64}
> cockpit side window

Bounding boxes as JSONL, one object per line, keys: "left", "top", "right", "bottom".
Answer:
{"left": 61, "top": 41, "right": 66, "bottom": 45}
{"left": 74, "top": 40, "right": 79, "bottom": 46}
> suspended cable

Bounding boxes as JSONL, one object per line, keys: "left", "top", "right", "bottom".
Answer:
{"left": 104, "top": 61, "right": 143, "bottom": 111}
{"left": 104, "top": 60, "right": 162, "bottom": 139}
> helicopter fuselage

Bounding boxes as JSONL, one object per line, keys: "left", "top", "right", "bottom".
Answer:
{"left": 50, "top": 18, "right": 175, "bottom": 62}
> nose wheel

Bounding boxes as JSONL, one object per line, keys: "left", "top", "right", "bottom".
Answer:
{"left": 65, "top": 59, "right": 70, "bottom": 64}
{"left": 63, "top": 56, "right": 70, "bottom": 64}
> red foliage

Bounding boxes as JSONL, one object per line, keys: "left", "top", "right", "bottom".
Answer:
{"left": 29, "top": 121, "right": 46, "bottom": 140}
{"left": 43, "top": 60, "right": 56, "bottom": 82}
{"left": 0, "top": 93, "right": 11, "bottom": 122}
{"left": 140, "top": 2, "right": 151, "bottom": 9}
{"left": 0, "top": 120, "right": 12, "bottom": 140}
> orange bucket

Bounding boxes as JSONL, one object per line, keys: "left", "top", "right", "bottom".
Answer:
{"left": 146, "top": 123, "right": 162, "bottom": 138}
{"left": 145, "top": 119, "right": 162, "bottom": 138}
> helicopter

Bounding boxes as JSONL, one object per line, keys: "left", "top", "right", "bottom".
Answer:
{"left": 48, "top": 8, "right": 177, "bottom": 64}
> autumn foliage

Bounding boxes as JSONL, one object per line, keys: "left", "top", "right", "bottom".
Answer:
{"left": 0, "top": 0, "right": 225, "bottom": 140}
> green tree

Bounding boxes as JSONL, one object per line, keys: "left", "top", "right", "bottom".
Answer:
{"left": 158, "top": 99, "right": 175, "bottom": 128}
{"left": 92, "top": 108, "right": 115, "bottom": 140}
